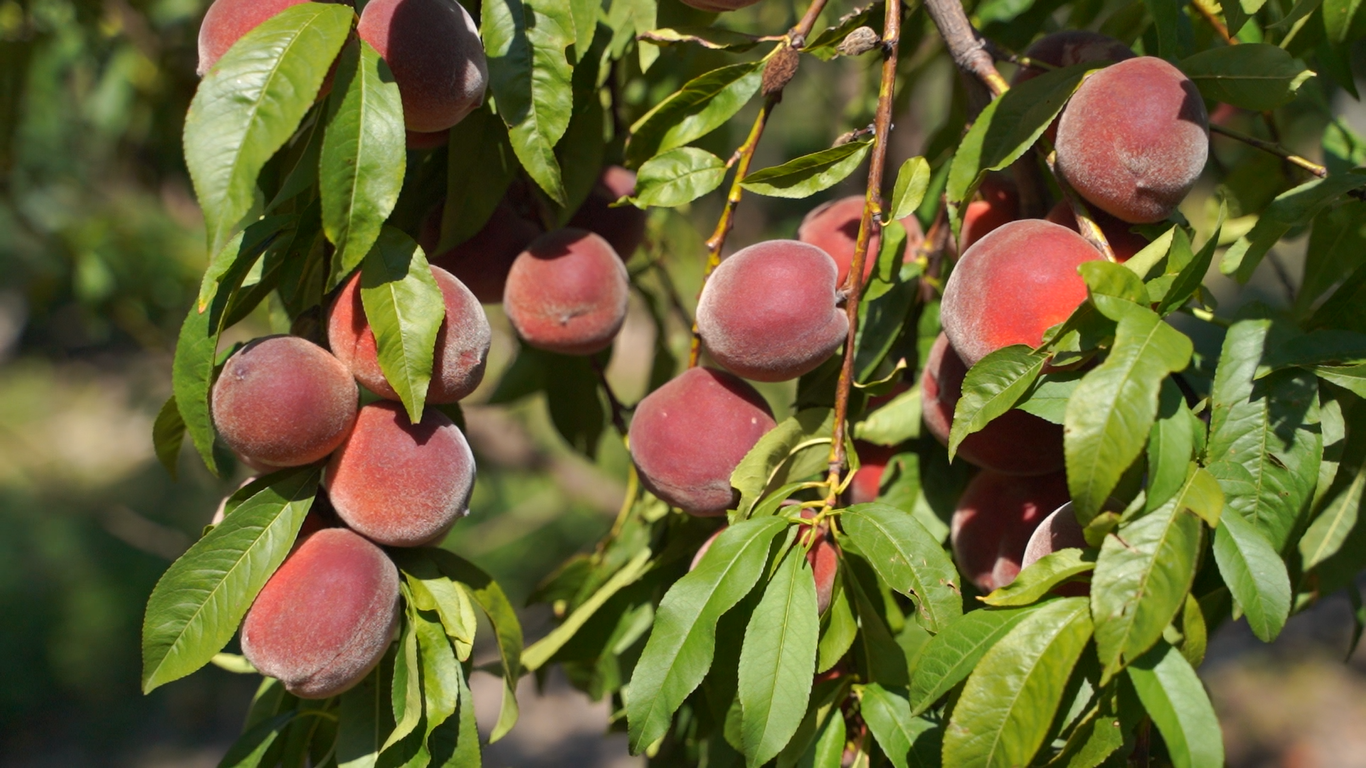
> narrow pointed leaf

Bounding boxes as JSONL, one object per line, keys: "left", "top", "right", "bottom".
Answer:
{"left": 948, "top": 345, "right": 1045, "bottom": 459}
{"left": 982, "top": 549, "right": 1096, "bottom": 607}
{"left": 837, "top": 503, "right": 962, "bottom": 632}
{"left": 908, "top": 606, "right": 1038, "bottom": 715}
{"left": 1213, "top": 509, "right": 1291, "bottom": 642}
{"left": 358, "top": 228, "right": 446, "bottom": 422}
{"left": 1127, "top": 642, "right": 1224, "bottom": 768}
{"left": 740, "top": 140, "right": 873, "bottom": 199}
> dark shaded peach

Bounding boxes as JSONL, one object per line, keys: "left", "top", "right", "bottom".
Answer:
{"left": 848, "top": 441, "right": 898, "bottom": 505}
{"left": 427, "top": 198, "right": 546, "bottom": 304}
{"left": 696, "top": 240, "right": 849, "bottom": 382}
{"left": 1045, "top": 201, "right": 1150, "bottom": 262}
{"left": 406, "top": 129, "right": 449, "bottom": 150}
{"left": 241, "top": 528, "right": 399, "bottom": 698}
{"left": 1055, "top": 56, "right": 1209, "bottom": 223}
{"left": 920, "top": 333, "right": 1065, "bottom": 476}
{"left": 950, "top": 470, "right": 1070, "bottom": 592}
{"left": 629, "top": 367, "right": 777, "bottom": 516}
{"left": 961, "top": 175, "right": 1019, "bottom": 250}
{"left": 212, "top": 336, "right": 358, "bottom": 468}
{"left": 324, "top": 401, "right": 474, "bottom": 546}
{"left": 358, "top": 0, "right": 488, "bottom": 132}
{"left": 328, "top": 265, "right": 491, "bottom": 404}
{"left": 568, "top": 166, "right": 648, "bottom": 259}
{"left": 1014, "top": 31, "right": 1136, "bottom": 84}
{"left": 503, "top": 228, "right": 630, "bottom": 355}
{"left": 940, "top": 219, "right": 1102, "bottom": 366}
{"left": 797, "top": 195, "right": 927, "bottom": 285}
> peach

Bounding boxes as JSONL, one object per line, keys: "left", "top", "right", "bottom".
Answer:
{"left": 696, "top": 240, "right": 849, "bottom": 382}
{"left": 950, "top": 470, "right": 1070, "bottom": 592}
{"left": 1014, "top": 31, "right": 1135, "bottom": 84}
{"left": 428, "top": 198, "right": 545, "bottom": 304}
{"left": 240, "top": 528, "right": 399, "bottom": 699}
{"left": 357, "top": 0, "right": 488, "bottom": 132}
{"left": 1055, "top": 57, "right": 1209, "bottom": 223}
{"left": 848, "top": 441, "right": 898, "bottom": 505}
{"left": 211, "top": 336, "right": 359, "bottom": 468}
{"left": 328, "top": 265, "right": 491, "bottom": 404}
{"left": 940, "top": 219, "right": 1102, "bottom": 367}
{"left": 406, "top": 129, "right": 449, "bottom": 150}
{"left": 1045, "top": 201, "right": 1149, "bottom": 263}
{"left": 920, "top": 333, "right": 1065, "bottom": 476}
{"left": 1020, "top": 501, "right": 1091, "bottom": 596}
{"left": 197, "top": 0, "right": 317, "bottom": 76}
{"left": 503, "top": 228, "right": 630, "bottom": 355}
{"left": 324, "top": 401, "right": 475, "bottom": 546}
{"left": 961, "top": 175, "right": 1018, "bottom": 250}
{"left": 568, "top": 166, "right": 648, "bottom": 259}
{"left": 629, "top": 367, "right": 777, "bottom": 516}
{"left": 796, "top": 195, "right": 927, "bottom": 285}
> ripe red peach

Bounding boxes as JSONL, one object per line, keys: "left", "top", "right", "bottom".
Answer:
{"left": 1045, "top": 201, "right": 1150, "bottom": 263}
{"left": 920, "top": 333, "right": 1065, "bottom": 476}
{"left": 324, "top": 401, "right": 475, "bottom": 547}
{"left": 629, "top": 367, "right": 777, "bottom": 516}
{"left": 328, "top": 265, "right": 491, "bottom": 404}
{"left": 503, "top": 228, "right": 630, "bottom": 355}
{"left": 1055, "top": 57, "right": 1209, "bottom": 223}
{"left": 1020, "top": 501, "right": 1092, "bottom": 596}
{"left": 240, "top": 528, "right": 399, "bottom": 699}
{"left": 211, "top": 336, "right": 358, "bottom": 468}
{"left": 797, "top": 195, "right": 927, "bottom": 285}
{"left": 696, "top": 240, "right": 849, "bottom": 382}
{"left": 196, "top": 0, "right": 317, "bottom": 76}
{"left": 961, "top": 175, "right": 1019, "bottom": 250}
{"left": 940, "top": 219, "right": 1102, "bottom": 367}
{"left": 357, "top": 0, "right": 488, "bottom": 132}
{"left": 568, "top": 166, "right": 648, "bottom": 259}
{"left": 427, "top": 198, "right": 545, "bottom": 304}
{"left": 950, "top": 470, "right": 1071, "bottom": 592}
{"left": 848, "top": 441, "right": 898, "bottom": 505}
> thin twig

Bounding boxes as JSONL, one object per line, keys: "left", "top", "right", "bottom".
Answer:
{"left": 1192, "top": 0, "right": 1236, "bottom": 45}
{"left": 1211, "top": 122, "right": 1328, "bottom": 178}
{"left": 824, "top": 0, "right": 901, "bottom": 505}
{"left": 1040, "top": 143, "right": 1118, "bottom": 261}
{"left": 686, "top": 0, "right": 833, "bottom": 367}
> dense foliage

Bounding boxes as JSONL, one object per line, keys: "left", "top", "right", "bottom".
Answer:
{"left": 136, "top": 0, "right": 1366, "bottom": 764}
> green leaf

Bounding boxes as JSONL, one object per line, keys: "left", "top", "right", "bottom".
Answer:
{"left": 1312, "top": 363, "right": 1366, "bottom": 397}
{"left": 416, "top": 610, "right": 460, "bottom": 745}
{"left": 437, "top": 104, "right": 517, "bottom": 253}
{"left": 628, "top": 147, "right": 727, "bottom": 208}
{"left": 1164, "top": 464, "right": 1225, "bottom": 528}
{"left": 185, "top": 2, "right": 352, "bottom": 258}
{"left": 807, "top": 701, "right": 846, "bottom": 768}
{"left": 482, "top": 0, "right": 575, "bottom": 204}
{"left": 1213, "top": 507, "right": 1291, "bottom": 642}
{"left": 1065, "top": 299, "right": 1192, "bottom": 524}
{"left": 1179, "top": 44, "right": 1314, "bottom": 111}
{"left": 338, "top": 666, "right": 392, "bottom": 768}
{"left": 321, "top": 39, "right": 406, "bottom": 288}
{"left": 1145, "top": 0, "right": 1181, "bottom": 58}
{"left": 908, "top": 606, "right": 1038, "bottom": 715}
{"left": 889, "top": 157, "right": 931, "bottom": 223}
{"left": 358, "top": 227, "right": 446, "bottom": 422}
{"left": 854, "top": 387, "right": 921, "bottom": 446}
{"left": 385, "top": 605, "right": 422, "bottom": 753}
{"left": 1295, "top": 204, "right": 1366, "bottom": 317}
{"left": 837, "top": 503, "right": 963, "bottom": 632}
{"left": 1221, "top": 174, "right": 1366, "bottom": 282}
{"left": 732, "top": 409, "right": 834, "bottom": 520}
{"left": 942, "top": 598, "right": 1094, "bottom": 768}
{"left": 1207, "top": 320, "right": 1322, "bottom": 550}
{"left": 1014, "top": 370, "right": 1083, "bottom": 425}
{"left": 219, "top": 710, "right": 295, "bottom": 768}
{"left": 637, "top": 25, "right": 764, "bottom": 51}
{"left": 1324, "top": 0, "right": 1365, "bottom": 42}
{"left": 1145, "top": 381, "right": 1196, "bottom": 512}
{"left": 740, "top": 140, "right": 874, "bottom": 199}
{"left": 859, "top": 684, "right": 937, "bottom": 768}
{"left": 522, "top": 547, "right": 653, "bottom": 670}
{"left": 738, "top": 546, "right": 820, "bottom": 767}
{"left": 153, "top": 396, "right": 186, "bottom": 479}
{"left": 1300, "top": 453, "right": 1366, "bottom": 569}
{"left": 982, "top": 549, "right": 1096, "bottom": 607}
{"left": 1154, "top": 226, "right": 1219, "bottom": 317}
{"left": 1127, "top": 642, "right": 1225, "bottom": 768}
{"left": 816, "top": 578, "right": 857, "bottom": 673}
{"left": 948, "top": 345, "right": 1046, "bottom": 460}
{"left": 1258, "top": 329, "right": 1366, "bottom": 371}
{"left": 946, "top": 63, "right": 1092, "bottom": 207}
{"left": 543, "top": 352, "right": 605, "bottom": 457}
{"left": 625, "top": 61, "right": 764, "bottom": 167}
{"left": 626, "top": 516, "right": 788, "bottom": 753}
{"left": 142, "top": 467, "right": 319, "bottom": 693}
{"left": 1090, "top": 501, "right": 1203, "bottom": 681}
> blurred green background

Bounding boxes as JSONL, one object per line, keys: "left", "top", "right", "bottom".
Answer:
{"left": 3, "top": 0, "right": 1366, "bottom": 765}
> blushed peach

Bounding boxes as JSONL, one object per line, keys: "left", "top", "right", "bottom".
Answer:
{"left": 503, "top": 228, "right": 630, "bottom": 355}
{"left": 797, "top": 195, "right": 927, "bottom": 285}
{"left": 950, "top": 470, "right": 1070, "bottom": 592}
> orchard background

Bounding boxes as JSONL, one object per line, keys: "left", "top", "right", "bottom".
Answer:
{"left": 6, "top": 0, "right": 1366, "bottom": 763}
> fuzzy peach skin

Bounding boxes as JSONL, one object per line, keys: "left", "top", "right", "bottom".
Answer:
{"left": 212, "top": 336, "right": 358, "bottom": 468}
{"left": 797, "top": 195, "right": 927, "bottom": 285}
{"left": 503, "top": 228, "right": 630, "bottom": 355}
{"left": 328, "top": 265, "right": 490, "bottom": 404}
{"left": 241, "top": 527, "right": 400, "bottom": 699}
{"left": 950, "top": 470, "right": 1071, "bottom": 592}
{"left": 940, "top": 218, "right": 1102, "bottom": 367}
{"left": 697, "top": 239, "right": 849, "bottom": 382}
{"left": 325, "top": 401, "right": 475, "bottom": 546}
{"left": 629, "top": 367, "right": 777, "bottom": 516}
{"left": 1055, "top": 56, "right": 1209, "bottom": 224}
